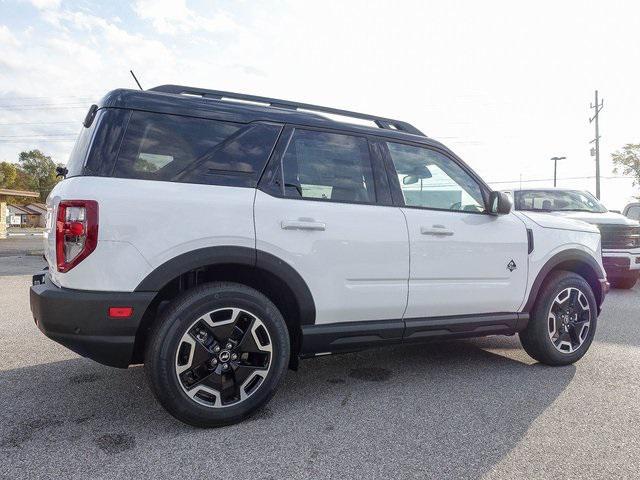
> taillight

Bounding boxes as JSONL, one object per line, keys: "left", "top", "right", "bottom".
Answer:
{"left": 56, "top": 200, "right": 98, "bottom": 272}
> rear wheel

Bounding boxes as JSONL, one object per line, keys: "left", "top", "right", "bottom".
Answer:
{"left": 519, "top": 271, "right": 597, "bottom": 366}
{"left": 145, "top": 282, "right": 290, "bottom": 427}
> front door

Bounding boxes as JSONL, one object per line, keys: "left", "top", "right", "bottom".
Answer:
{"left": 383, "top": 140, "right": 529, "bottom": 318}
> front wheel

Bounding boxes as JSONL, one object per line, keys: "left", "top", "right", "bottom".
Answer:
{"left": 145, "top": 282, "right": 290, "bottom": 427}
{"left": 519, "top": 271, "right": 597, "bottom": 366}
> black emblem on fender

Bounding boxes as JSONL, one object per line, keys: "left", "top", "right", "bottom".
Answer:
{"left": 507, "top": 260, "right": 517, "bottom": 272}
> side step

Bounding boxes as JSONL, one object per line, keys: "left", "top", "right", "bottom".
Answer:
{"left": 300, "top": 313, "right": 528, "bottom": 356}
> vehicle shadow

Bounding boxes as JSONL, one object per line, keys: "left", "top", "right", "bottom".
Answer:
{"left": 595, "top": 286, "right": 640, "bottom": 348}
{"left": 0, "top": 338, "right": 575, "bottom": 479}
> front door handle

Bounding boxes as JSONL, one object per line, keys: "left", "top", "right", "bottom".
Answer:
{"left": 281, "top": 220, "right": 326, "bottom": 231}
{"left": 420, "top": 225, "right": 454, "bottom": 236}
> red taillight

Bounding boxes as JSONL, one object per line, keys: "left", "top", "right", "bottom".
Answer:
{"left": 56, "top": 200, "right": 98, "bottom": 273}
{"left": 108, "top": 307, "right": 134, "bottom": 318}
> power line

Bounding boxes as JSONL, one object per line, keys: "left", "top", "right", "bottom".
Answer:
{"left": 0, "top": 121, "right": 78, "bottom": 126}
{"left": 0, "top": 105, "right": 88, "bottom": 111}
{"left": 487, "top": 175, "right": 633, "bottom": 185}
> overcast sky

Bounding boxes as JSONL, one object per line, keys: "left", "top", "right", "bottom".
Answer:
{"left": 1, "top": 0, "right": 638, "bottom": 208}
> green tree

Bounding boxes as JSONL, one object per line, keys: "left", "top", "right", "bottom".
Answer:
{"left": 0, "top": 161, "right": 18, "bottom": 188}
{"left": 612, "top": 143, "right": 640, "bottom": 197}
{"left": 17, "top": 149, "right": 59, "bottom": 201}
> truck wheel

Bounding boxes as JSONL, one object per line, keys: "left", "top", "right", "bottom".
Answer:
{"left": 519, "top": 271, "right": 597, "bottom": 366}
{"left": 609, "top": 275, "right": 638, "bottom": 289}
{"left": 145, "top": 282, "right": 290, "bottom": 427}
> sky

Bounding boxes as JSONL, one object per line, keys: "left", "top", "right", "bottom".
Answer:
{"left": 0, "top": 0, "right": 639, "bottom": 209}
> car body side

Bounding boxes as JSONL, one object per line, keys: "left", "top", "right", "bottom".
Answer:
{"left": 35, "top": 90, "right": 607, "bottom": 368}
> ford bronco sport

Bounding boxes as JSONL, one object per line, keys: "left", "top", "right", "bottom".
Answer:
{"left": 509, "top": 188, "right": 640, "bottom": 289}
{"left": 30, "top": 85, "right": 608, "bottom": 427}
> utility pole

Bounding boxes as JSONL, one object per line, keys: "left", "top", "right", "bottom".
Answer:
{"left": 551, "top": 156, "right": 566, "bottom": 187}
{"left": 589, "top": 90, "right": 604, "bottom": 199}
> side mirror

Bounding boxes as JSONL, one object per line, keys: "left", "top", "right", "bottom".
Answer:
{"left": 403, "top": 175, "right": 420, "bottom": 185}
{"left": 488, "top": 191, "right": 512, "bottom": 215}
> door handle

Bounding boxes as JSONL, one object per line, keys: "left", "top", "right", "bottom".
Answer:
{"left": 281, "top": 220, "right": 326, "bottom": 231}
{"left": 420, "top": 225, "right": 454, "bottom": 236}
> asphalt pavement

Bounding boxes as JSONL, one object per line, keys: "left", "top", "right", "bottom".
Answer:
{"left": 0, "top": 266, "right": 638, "bottom": 479}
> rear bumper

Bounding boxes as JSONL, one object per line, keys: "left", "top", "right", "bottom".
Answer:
{"left": 29, "top": 274, "right": 156, "bottom": 368}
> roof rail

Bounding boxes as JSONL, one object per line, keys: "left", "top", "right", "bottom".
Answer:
{"left": 149, "top": 84, "right": 424, "bottom": 136}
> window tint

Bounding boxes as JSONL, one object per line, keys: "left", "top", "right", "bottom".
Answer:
{"left": 66, "top": 110, "right": 102, "bottom": 177}
{"left": 114, "top": 111, "right": 281, "bottom": 186}
{"left": 386, "top": 142, "right": 485, "bottom": 212}
{"left": 282, "top": 129, "right": 375, "bottom": 203}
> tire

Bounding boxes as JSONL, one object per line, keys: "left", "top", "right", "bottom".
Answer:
{"left": 519, "top": 270, "right": 597, "bottom": 366}
{"left": 145, "top": 282, "right": 290, "bottom": 427}
{"left": 609, "top": 275, "right": 638, "bottom": 290}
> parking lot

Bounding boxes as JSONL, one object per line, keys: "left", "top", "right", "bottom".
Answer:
{"left": 0, "top": 253, "right": 639, "bottom": 479}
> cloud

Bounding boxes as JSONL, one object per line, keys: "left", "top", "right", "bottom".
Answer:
{"left": 29, "top": 0, "right": 61, "bottom": 10}
{"left": 132, "top": 0, "right": 239, "bottom": 35}
{"left": 0, "top": 25, "right": 21, "bottom": 47}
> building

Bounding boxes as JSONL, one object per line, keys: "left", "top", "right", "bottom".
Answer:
{"left": 7, "top": 204, "right": 43, "bottom": 228}
{"left": 0, "top": 188, "right": 40, "bottom": 238}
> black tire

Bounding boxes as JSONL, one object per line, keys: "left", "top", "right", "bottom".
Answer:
{"left": 145, "top": 282, "right": 290, "bottom": 427}
{"left": 519, "top": 270, "right": 597, "bottom": 366}
{"left": 609, "top": 275, "right": 638, "bottom": 290}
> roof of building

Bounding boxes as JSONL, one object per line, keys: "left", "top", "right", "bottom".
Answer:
{"left": 26, "top": 202, "right": 47, "bottom": 212}
{"left": 7, "top": 204, "right": 42, "bottom": 215}
{"left": 0, "top": 188, "right": 39, "bottom": 198}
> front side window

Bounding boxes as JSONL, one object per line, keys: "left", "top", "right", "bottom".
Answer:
{"left": 281, "top": 129, "right": 375, "bottom": 204}
{"left": 114, "top": 111, "right": 281, "bottom": 186}
{"left": 386, "top": 142, "right": 486, "bottom": 212}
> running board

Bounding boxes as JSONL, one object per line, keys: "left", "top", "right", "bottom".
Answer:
{"left": 300, "top": 313, "right": 528, "bottom": 356}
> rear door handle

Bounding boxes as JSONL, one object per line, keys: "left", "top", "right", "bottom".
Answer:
{"left": 281, "top": 220, "right": 326, "bottom": 231}
{"left": 420, "top": 225, "right": 454, "bottom": 236}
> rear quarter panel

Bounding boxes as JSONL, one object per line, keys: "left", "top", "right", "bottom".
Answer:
{"left": 46, "top": 177, "right": 255, "bottom": 291}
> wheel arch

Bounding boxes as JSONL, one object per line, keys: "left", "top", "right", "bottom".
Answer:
{"left": 132, "top": 246, "right": 316, "bottom": 366}
{"left": 523, "top": 249, "right": 605, "bottom": 314}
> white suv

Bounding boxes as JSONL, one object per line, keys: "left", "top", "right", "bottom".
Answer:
{"left": 30, "top": 85, "right": 609, "bottom": 427}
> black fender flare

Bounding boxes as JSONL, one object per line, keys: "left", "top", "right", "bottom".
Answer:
{"left": 523, "top": 248, "right": 606, "bottom": 313}
{"left": 135, "top": 246, "right": 316, "bottom": 325}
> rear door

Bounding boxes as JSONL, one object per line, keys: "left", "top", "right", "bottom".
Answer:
{"left": 254, "top": 126, "right": 409, "bottom": 325}
{"left": 382, "top": 140, "right": 529, "bottom": 318}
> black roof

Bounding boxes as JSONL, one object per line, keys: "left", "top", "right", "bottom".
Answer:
{"left": 98, "top": 86, "right": 449, "bottom": 150}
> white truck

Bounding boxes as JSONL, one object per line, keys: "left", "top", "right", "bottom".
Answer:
{"left": 509, "top": 188, "right": 640, "bottom": 289}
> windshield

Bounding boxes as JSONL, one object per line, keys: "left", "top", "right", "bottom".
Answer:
{"left": 514, "top": 190, "right": 608, "bottom": 213}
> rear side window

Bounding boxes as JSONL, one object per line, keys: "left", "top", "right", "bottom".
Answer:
{"left": 65, "top": 110, "right": 102, "bottom": 177}
{"left": 113, "top": 111, "right": 281, "bottom": 187}
{"left": 281, "top": 129, "right": 375, "bottom": 204}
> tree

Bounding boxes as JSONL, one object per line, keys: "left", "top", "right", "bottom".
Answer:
{"left": 0, "top": 161, "right": 18, "bottom": 188}
{"left": 612, "top": 143, "right": 640, "bottom": 197}
{"left": 17, "top": 149, "right": 59, "bottom": 201}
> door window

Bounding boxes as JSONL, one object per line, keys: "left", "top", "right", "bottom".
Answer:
{"left": 281, "top": 129, "right": 375, "bottom": 204}
{"left": 386, "top": 142, "right": 485, "bottom": 213}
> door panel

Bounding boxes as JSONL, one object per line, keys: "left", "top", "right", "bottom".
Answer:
{"left": 402, "top": 208, "right": 528, "bottom": 317}
{"left": 255, "top": 190, "right": 409, "bottom": 324}
{"left": 382, "top": 140, "right": 529, "bottom": 317}
{"left": 254, "top": 126, "right": 409, "bottom": 325}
